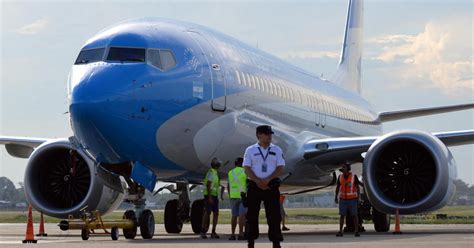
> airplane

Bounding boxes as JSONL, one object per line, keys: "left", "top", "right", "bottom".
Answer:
{"left": 1, "top": 0, "right": 473, "bottom": 239}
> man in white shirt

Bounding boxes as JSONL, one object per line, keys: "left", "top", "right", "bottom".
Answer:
{"left": 243, "top": 125, "right": 285, "bottom": 248}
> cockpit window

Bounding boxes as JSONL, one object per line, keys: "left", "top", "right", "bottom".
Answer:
{"left": 74, "top": 48, "right": 105, "bottom": 65}
{"left": 146, "top": 49, "right": 177, "bottom": 71}
{"left": 107, "top": 47, "right": 146, "bottom": 62}
{"left": 147, "top": 50, "right": 162, "bottom": 69}
{"left": 160, "top": 50, "right": 177, "bottom": 70}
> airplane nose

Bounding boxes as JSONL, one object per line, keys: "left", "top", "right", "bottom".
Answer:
{"left": 68, "top": 66, "right": 132, "bottom": 163}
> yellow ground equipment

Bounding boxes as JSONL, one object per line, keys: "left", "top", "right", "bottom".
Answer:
{"left": 58, "top": 209, "right": 138, "bottom": 240}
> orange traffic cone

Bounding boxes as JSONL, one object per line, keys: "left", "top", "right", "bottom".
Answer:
{"left": 393, "top": 208, "right": 402, "bottom": 234}
{"left": 36, "top": 212, "right": 48, "bottom": 237}
{"left": 22, "top": 205, "right": 38, "bottom": 243}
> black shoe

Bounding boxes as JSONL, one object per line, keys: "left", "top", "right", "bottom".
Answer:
{"left": 210, "top": 232, "right": 220, "bottom": 239}
{"left": 355, "top": 232, "right": 360, "bottom": 237}
{"left": 273, "top": 241, "right": 281, "bottom": 248}
{"left": 228, "top": 234, "right": 236, "bottom": 240}
{"left": 238, "top": 234, "right": 246, "bottom": 240}
{"left": 200, "top": 232, "right": 207, "bottom": 239}
{"left": 336, "top": 232, "right": 343, "bottom": 237}
{"left": 282, "top": 226, "right": 290, "bottom": 231}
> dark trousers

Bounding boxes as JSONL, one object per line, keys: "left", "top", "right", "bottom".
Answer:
{"left": 246, "top": 181, "right": 283, "bottom": 242}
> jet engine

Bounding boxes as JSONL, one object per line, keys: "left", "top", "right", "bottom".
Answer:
{"left": 363, "top": 130, "right": 457, "bottom": 215}
{"left": 24, "top": 139, "right": 124, "bottom": 218}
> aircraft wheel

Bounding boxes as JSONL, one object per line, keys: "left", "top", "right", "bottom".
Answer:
{"left": 372, "top": 208, "right": 390, "bottom": 232}
{"left": 191, "top": 199, "right": 206, "bottom": 234}
{"left": 123, "top": 210, "right": 138, "bottom": 239}
{"left": 139, "top": 209, "right": 155, "bottom": 239}
{"left": 164, "top": 199, "right": 183, "bottom": 233}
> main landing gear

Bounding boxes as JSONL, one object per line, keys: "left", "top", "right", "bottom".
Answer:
{"left": 158, "top": 182, "right": 207, "bottom": 234}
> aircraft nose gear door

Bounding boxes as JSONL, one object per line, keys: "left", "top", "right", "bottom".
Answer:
{"left": 187, "top": 31, "right": 226, "bottom": 112}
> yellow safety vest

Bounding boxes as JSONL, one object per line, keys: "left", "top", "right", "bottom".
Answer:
{"left": 203, "top": 168, "right": 220, "bottom": 196}
{"left": 228, "top": 167, "right": 247, "bottom": 199}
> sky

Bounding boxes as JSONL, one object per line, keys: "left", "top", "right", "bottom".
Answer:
{"left": 0, "top": 0, "right": 473, "bottom": 186}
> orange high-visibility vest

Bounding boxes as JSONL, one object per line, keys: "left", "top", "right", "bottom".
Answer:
{"left": 338, "top": 173, "right": 358, "bottom": 200}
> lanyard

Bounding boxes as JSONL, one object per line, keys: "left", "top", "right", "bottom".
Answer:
{"left": 257, "top": 147, "right": 271, "bottom": 162}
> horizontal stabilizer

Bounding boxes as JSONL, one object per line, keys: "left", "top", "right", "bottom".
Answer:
{"left": 378, "top": 103, "right": 474, "bottom": 122}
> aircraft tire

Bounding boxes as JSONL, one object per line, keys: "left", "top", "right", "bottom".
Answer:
{"left": 372, "top": 208, "right": 390, "bottom": 232}
{"left": 139, "top": 209, "right": 155, "bottom": 239}
{"left": 164, "top": 199, "right": 183, "bottom": 233}
{"left": 191, "top": 199, "right": 206, "bottom": 234}
{"left": 123, "top": 210, "right": 138, "bottom": 239}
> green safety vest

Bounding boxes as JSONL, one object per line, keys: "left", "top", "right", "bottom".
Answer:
{"left": 203, "top": 168, "right": 220, "bottom": 196}
{"left": 228, "top": 167, "right": 247, "bottom": 199}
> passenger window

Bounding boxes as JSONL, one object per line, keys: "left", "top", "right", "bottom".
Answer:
{"left": 75, "top": 48, "right": 105, "bottom": 64}
{"left": 107, "top": 47, "right": 145, "bottom": 62}
{"left": 159, "top": 50, "right": 177, "bottom": 70}
{"left": 235, "top": 71, "right": 242, "bottom": 85}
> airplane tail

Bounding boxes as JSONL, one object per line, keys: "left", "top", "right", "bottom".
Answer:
{"left": 330, "top": 0, "right": 364, "bottom": 94}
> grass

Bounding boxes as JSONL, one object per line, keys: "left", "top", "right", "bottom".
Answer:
{"left": 1, "top": 206, "right": 473, "bottom": 224}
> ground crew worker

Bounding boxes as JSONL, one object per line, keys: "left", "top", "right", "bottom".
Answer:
{"left": 201, "top": 158, "right": 224, "bottom": 239}
{"left": 227, "top": 157, "right": 248, "bottom": 240}
{"left": 335, "top": 163, "right": 361, "bottom": 237}
{"left": 243, "top": 125, "right": 285, "bottom": 248}
{"left": 280, "top": 195, "right": 290, "bottom": 231}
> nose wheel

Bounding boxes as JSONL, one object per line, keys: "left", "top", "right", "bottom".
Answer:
{"left": 123, "top": 181, "right": 155, "bottom": 239}
{"left": 139, "top": 209, "right": 155, "bottom": 239}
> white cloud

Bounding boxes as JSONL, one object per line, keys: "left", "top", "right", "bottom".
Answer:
{"left": 15, "top": 18, "right": 49, "bottom": 35}
{"left": 369, "top": 18, "right": 473, "bottom": 94}
{"left": 279, "top": 50, "right": 340, "bottom": 60}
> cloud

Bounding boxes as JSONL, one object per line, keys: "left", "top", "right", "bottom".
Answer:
{"left": 369, "top": 18, "right": 473, "bottom": 94}
{"left": 15, "top": 18, "right": 49, "bottom": 35}
{"left": 279, "top": 50, "right": 340, "bottom": 60}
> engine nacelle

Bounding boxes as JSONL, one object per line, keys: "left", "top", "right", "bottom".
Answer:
{"left": 363, "top": 130, "right": 457, "bottom": 215}
{"left": 24, "top": 138, "right": 124, "bottom": 218}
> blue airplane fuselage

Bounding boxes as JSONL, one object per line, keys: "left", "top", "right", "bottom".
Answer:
{"left": 68, "top": 18, "right": 381, "bottom": 186}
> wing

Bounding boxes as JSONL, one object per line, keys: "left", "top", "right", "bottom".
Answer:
{"left": 0, "top": 136, "right": 49, "bottom": 158}
{"left": 379, "top": 103, "right": 474, "bottom": 122}
{"left": 304, "top": 130, "right": 474, "bottom": 163}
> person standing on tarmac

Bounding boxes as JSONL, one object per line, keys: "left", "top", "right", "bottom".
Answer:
{"left": 280, "top": 195, "right": 290, "bottom": 231}
{"left": 243, "top": 125, "right": 285, "bottom": 248}
{"left": 201, "top": 158, "right": 225, "bottom": 239}
{"left": 335, "top": 163, "right": 361, "bottom": 237}
{"left": 227, "top": 157, "right": 248, "bottom": 240}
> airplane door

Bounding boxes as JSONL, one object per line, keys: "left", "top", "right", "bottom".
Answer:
{"left": 187, "top": 31, "right": 226, "bottom": 112}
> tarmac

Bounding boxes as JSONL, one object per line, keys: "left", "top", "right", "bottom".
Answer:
{"left": 1, "top": 223, "right": 473, "bottom": 248}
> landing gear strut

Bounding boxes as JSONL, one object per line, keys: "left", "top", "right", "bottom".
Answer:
{"left": 124, "top": 180, "right": 155, "bottom": 239}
